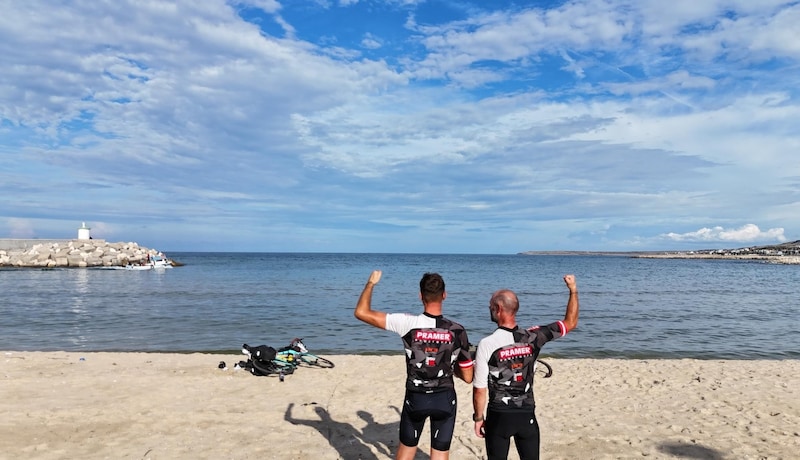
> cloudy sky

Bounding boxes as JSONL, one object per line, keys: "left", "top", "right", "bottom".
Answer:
{"left": 1, "top": 0, "right": 798, "bottom": 253}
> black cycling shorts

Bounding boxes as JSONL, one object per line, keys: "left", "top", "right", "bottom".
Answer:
{"left": 399, "top": 388, "right": 458, "bottom": 451}
{"left": 484, "top": 409, "right": 540, "bottom": 460}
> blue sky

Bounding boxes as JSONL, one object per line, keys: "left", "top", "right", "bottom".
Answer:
{"left": 1, "top": 0, "right": 798, "bottom": 253}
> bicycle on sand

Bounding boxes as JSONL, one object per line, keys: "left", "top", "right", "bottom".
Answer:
{"left": 274, "top": 338, "right": 335, "bottom": 369}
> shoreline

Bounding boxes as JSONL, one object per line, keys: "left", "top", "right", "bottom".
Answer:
{"left": 519, "top": 251, "right": 800, "bottom": 264}
{"left": 632, "top": 253, "right": 800, "bottom": 264}
{"left": 2, "top": 351, "right": 798, "bottom": 459}
{"left": 4, "top": 348, "right": 798, "bottom": 360}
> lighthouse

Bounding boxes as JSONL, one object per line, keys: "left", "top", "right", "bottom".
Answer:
{"left": 77, "top": 222, "right": 91, "bottom": 240}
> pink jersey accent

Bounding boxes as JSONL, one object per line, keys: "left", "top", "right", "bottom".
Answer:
{"left": 556, "top": 320, "right": 567, "bottom": 337}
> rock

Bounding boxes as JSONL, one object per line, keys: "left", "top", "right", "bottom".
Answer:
{"left": 67, "top": 255, "right": 84, "bottom": 267}
{"left": 0, "top": 239, "right": 169, "bottom": 268}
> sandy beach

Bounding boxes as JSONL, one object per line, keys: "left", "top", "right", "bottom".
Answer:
{"left": 1, "top": 352, "right": 797, "bottom": 460}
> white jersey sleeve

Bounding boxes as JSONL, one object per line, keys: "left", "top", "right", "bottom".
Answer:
{"left": 473, "top": 328, "right": 513, "bottom": 389}
{"left": 385, "top": 313, "right": 434, "bottom": 336}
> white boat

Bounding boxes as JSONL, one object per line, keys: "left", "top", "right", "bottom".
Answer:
{"left": 150, "top": 253, "right": 173, "bottom": 269}
{"left": 94, "top": 253, "right": 175, "bottom": 270}
{"left": 124, "top": 264, "right": 153, "bottom": 271}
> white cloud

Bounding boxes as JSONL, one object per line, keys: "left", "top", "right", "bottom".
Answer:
{"left": 361, "top": 33, "right": 382, "bottom": 50}
{"left": 238, "top": 0, "right": 282, "bottom": 14}
{"left": 0, "top": 1, "right": 798, "bottom": 253}
{"left": 661, "top": 224, "right": 787, "bottom": 243}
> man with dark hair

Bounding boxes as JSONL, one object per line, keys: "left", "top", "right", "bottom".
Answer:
{"left": 355, "top": 270, "right": 474, "bottom": 460}
{"left": 472, "top": 275, "right": 580, "bottom": 460}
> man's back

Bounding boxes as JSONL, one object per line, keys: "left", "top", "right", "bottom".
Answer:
{"left": 354, "top": 270, "right": 475, "bottom": 460}
{"left": 386, "top": 312, "right": 471, "bottom": 392}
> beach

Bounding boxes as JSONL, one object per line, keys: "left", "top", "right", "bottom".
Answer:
{"left": 1, "top": 353, "right": 797, "bottom": 459}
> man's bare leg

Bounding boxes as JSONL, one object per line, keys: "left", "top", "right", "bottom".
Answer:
{"left": 397, "top": 442, "right": 451, "bottom": 459}
{"left": 396, "top": 443, "right": 417, "bottom": 460}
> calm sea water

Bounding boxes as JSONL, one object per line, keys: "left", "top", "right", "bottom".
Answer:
{"left": 1, "top": 253, "right": 798, "bottom": 359}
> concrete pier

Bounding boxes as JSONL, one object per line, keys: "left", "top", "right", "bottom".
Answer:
{"left": 0, "top": 239, "right": 165, "bottom": 268}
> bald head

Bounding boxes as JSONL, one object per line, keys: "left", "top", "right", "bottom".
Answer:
{"left": 490, "top": 289, "right": 519, "bottom": 316}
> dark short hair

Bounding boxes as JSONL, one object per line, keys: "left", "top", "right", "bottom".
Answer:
{"left": 420, "top": 273, "right": 445, "bottom": 303}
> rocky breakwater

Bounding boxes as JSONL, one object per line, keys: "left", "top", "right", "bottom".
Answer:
{"left": 0, "top": 240, "right": 163, "bottom": 268}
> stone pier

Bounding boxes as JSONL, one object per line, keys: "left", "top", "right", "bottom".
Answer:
{"left": 0, "top": 239, "right": 165, "bottom": 268}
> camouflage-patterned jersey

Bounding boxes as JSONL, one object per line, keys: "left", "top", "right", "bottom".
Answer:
{"left": 385, "top": 312, "right": 473, "bottom": 393}
{"left": 474, "top": 323, "right": 566, "bottom": 411}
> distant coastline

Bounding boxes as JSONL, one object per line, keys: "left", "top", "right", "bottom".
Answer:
{"left": 518, "top": 250, "right": 641, "bottom": 256}
{"left": 519, "top": 240, "right": 800, "bottom": 264}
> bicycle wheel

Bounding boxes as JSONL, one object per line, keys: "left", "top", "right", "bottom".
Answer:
{"left": 298, "top": 354, "right": 335, "bottom": 368}
{"left": 251, "top": 357, "right": 294, "bottom": 376}
{"left": 273, "top": 360, "right": 296, "bottom": 374}
{"left": 534, "top": 359, "right": 553, "bottom": 378}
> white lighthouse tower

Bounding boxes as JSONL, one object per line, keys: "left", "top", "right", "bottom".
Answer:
{"left": 77, "top": 222, "right": 91, "bottom": 240}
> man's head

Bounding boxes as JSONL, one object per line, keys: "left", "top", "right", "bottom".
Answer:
{"left": 419, "top": 272, "right": 446, "bottom": 304}
{"left": 489, "top": 289, "right": 519, "bottom": 324}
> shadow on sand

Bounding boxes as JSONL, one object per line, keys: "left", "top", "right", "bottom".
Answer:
{"left": 657, "top": 441, "right": 726, "bottom": 460}
{"left": 285, "top": 403, "right": 431, "bottom": 459}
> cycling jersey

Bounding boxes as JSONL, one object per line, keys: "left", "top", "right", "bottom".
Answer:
{"left": 474, "top": 322, "right": 566, "bottom": 411}
{"left": 385, "top": 312, "right": 473, "bottom": 393}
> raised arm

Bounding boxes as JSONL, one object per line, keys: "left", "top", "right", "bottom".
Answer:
{"left": 562, "top": 274, "right": 579, "bottom": 332}
{"left": 354, "top": 270, "right": 387, "bottom": 329}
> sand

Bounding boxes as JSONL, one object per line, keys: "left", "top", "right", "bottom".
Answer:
{"left": 1, "top": 352, "right": 797, "bottom": 459}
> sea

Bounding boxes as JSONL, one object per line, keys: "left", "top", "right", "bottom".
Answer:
{"left": 1, "top": 253, "right": 798, "bottom": 359}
